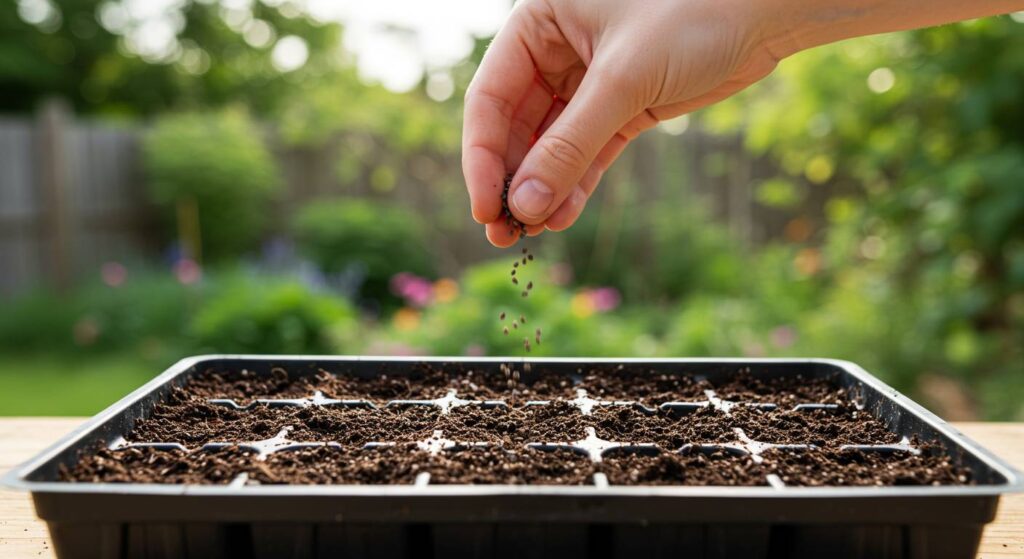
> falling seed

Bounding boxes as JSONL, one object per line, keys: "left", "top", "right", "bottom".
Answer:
{"left": 523, "top": 338, "right": 531, "bottom": 352}
{"left": 503, "top": 327, "right": 509, "bottom": 335}
{"left": 522, "top": 257, "right": 527, "bottom": 265}
{"left": 512, "top": 322, "right": 518, "bottom": 329}
{"left": 511, "top": 269, "right": 516, "bottom": 276}
{"left": 519, "top": 315, "right": 525, "bottom": 324}
{"left": 522, "top": 248, "right": 528, "bottom": 254}
{"left": 514, "top": 261, "right": 519, "bottom": 268}
{"left": 512, "top": 278, "right": 519, "bottom": 285}
{"left": 527, "top": 281, "right": 533, "bottom": 290}
{"left": 528, "top": 254, "right": 534, "bottom": 261}
{"left": 521, "top": 291, "right": 528, "bottom": 297}
{"left": 499, "top": 312, "right": 506, "bottom": 321}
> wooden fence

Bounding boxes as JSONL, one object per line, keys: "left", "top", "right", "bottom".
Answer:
{"left": 0, "top": 102, "right": 812, "bottom": 296}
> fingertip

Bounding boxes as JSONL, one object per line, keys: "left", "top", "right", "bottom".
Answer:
{"left": 485, "top": 222, "right": 521, "bottom": 248}
{"left": 525, "top": 223, "right": 544, "bottom": 237}
{"left": 463, "top": 146, "right": 505, "bottom": 224}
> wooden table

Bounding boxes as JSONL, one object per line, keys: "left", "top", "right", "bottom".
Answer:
{"left": 0, "top": 419, "right": 1021, "bottom": 558}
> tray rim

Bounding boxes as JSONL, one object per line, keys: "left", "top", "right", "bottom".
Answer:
{"left": 5, "top": 354, "right": 1022, "bottom": 499}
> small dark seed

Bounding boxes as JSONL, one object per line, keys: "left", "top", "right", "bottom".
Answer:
{"left": 512, "top": 278, "right": 519, "bottom": 285}
{"left": 499, "top": 312, "right": 506, "bottom": 320}
{"left": 512, "top": 322, "right": 518, "bottom": 330}
{"left": 519, "top": 316, "right": 525, "bottom": 324}
{"left": 503, "top": 327, "right": 509, "bottom": 335}
{"left": 513, "top": 261, "right": 519, "bottom": 268}
{"left": 511, "top": 269, "right": 516, "bottom": 276}
{"left": 527, "top": 281, "right": 533, "bottom": 290}
{"left": 528, "top": 254, "right": 534, "bottom": 261}
{"left": 521, "top": 291, "right": 528, "bottom": 297}
{"left": 522, "top": 257, "right": 527, "bottom": 265}
{"left": 522, "top": 248, "right": 528, "bottom": 254}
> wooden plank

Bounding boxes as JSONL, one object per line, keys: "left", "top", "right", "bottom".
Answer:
{"left": 0, "top": 419, "right": 1021, "bottom": 558}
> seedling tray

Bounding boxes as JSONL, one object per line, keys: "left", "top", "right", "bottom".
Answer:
{"left": 5, "top": 356, "right": 1021, "bottom": 559}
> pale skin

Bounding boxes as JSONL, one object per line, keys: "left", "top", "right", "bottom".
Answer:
{"left": 462, "top": 0, "right": 1024, "bottom": 247}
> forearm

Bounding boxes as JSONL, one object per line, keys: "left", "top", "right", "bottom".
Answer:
{"left": 763, "top": 0, "right": 1024, "bottom": 57}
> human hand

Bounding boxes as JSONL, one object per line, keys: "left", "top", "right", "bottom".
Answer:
{"left": 462, "top": 0, "right": 1024, "bottom": 247}
{"left": 462, "top": 0, "right": 783, "bottom": 247}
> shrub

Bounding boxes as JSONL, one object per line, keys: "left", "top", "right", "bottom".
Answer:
{"left": 144, "top": 109, "right": 281, "bottom": 261}
{"left": 292, "top": 199, "right": 434, "bottom": 307}
{"left": 562, "top": 204, "right": 746, "bottom": 302}
{"left": 385, "top": 260, "right": 655, "bottom": 357}
{"left": 0, "top": 270, "right": 194, "bottom": 355}
{"left": 189, "top": 273, "right": 358, "bottom": 354}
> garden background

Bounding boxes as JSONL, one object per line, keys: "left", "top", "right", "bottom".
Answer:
{"left": 1, "top": 0, "right": 1021, "bottom": 420}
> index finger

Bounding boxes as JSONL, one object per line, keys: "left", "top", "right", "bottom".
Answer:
{"left": 461, "top": 10, "right": 536, "bottom": 224}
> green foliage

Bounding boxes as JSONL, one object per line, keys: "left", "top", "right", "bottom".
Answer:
{"left": 0, "top": 0, "right": 345, "bottom": 116}
{"left": 562, "top": 202, "right": 746, "bottom": 302}
{"left": 386, "top": 260, "right": 655, "bottom": 357}
{"left": 189, "top": 273, "right": 357, "bottom": 354}
{"left": 144, "top": 109, "right": 281, "bottom": 260}
{"left": 700, "top": 17, "right": 1024, "bottom": 418}
{"left": 0, "top": 271, "right": 193, "bottom": 356}
{"left": 292, "top": 199, "right": 435, "bottom": 306}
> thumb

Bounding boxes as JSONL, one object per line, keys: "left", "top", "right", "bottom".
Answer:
{"left": 509, "top": 66, "right": 638, "bottom": 225}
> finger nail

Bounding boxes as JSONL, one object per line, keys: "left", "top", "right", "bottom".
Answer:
{"left": 512, "top": 179, "right": 555, "bottom": 219}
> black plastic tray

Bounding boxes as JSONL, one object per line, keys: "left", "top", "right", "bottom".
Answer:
{"left": 4, "top": 356, "right": 1021, "bottom": 559}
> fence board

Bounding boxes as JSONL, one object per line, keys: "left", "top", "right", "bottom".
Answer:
{"left": 0, "top": 106, "right": 800, "bottom": 296}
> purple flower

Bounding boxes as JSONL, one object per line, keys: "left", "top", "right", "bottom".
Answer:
{"left": 588, "top": 287, "right": 621, "bottom": 312}
{"left": 390, "top": 272, "right": 434, "bottom": 308}
{"left": 770, "top": 326, "right": 798, "bottom": 349}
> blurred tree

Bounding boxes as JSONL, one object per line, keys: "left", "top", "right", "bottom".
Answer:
{"left": 0, "top": 0, "right": 343, "bottom": 116}
{"left": 705, "top": 16, "right": 1024, "bottom": 415}
{"left": 144, "top": 108, "right": 281, "bottom": 261}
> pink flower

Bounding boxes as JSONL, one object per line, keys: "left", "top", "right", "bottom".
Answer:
{"left": 101, "top": 262, "right": 127, "bottom": 287}
{"left": 390, "top": 272, "right": 434, "bottom": 308}
{"left": 770, "top": 326, "right": 798, "bottom": 349}
{"left": 588, "top": 287, "right": 621, "bottom": 312}
{"left": 174, "top": 259, "right": 202, "bottom": 285}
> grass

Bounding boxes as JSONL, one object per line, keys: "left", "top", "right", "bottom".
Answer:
{"left": 0, "top": 353, "right": 167, "bottom": 416}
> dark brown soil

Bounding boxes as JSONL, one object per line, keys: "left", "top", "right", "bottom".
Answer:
{"left": 434, "top": 402, "right": 588, "bottom": 444}
{"left": 710, "top": 372, "right": 844, "bottom": 404}
{"left": 428, "top": 447, "right": 593, "bottom": 485}
{"left": 730, "top": 406, "right": 900, "bottom": 447}
{"left": 61, "top": 446, "right": 253, "bottom": 484}
{"left": 578, "top": 367, "right": 711, "bottom": 403}
{"left": 63, "top": 366, "right": 971, "bottom": 486}
{"left": 591, "top": 406, "right": 737, "bottom": 449}
{"left": 250, "top": 445, "right": 426, "bottom": 485}
{"left": 761, "top": 448, "right": 972, "bottom": 486}
{"left": 600, "top": 449, "right": 768, "bottom": 486}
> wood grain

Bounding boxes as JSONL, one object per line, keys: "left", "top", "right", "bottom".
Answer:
{"left": 0, "top": 419, "right": 1021, "bottom": 558}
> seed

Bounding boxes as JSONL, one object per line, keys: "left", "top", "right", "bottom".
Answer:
{"left": 503, "top": 327, "right": 509, "bottom": 336}
{"left": 511, "top": 269, "right": 516, "bottom": 276}
{"left": 522, "top": 248, "right": 527, "bottom": 254}
{"left": 519, "top": 315, "right": 525, "bottom": 324}
{"left": 512, "top": 322, "right": 518, "bottom": 330}
{"left": 521, "top": 291, "right": 528, "bottom": 297}
{"left": 527, "top": 281, "right": 533, "bottom": 290}
{"left": 522, "top": 257, "right": 527, "bottom": 265}
{"left": 514, "top": 261, "right": 519, "bottom": 268}
{"left": 528, "top": 254, "right": 534, "bottom": 261}
{"left": 512, "top": 278, "right": 519, "bottom": 285}
{"left": 499, "top": 312, "right": 506, "bottom": 321}
{"left": 523, "top": 338, "right": 531, "bottom": 352}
